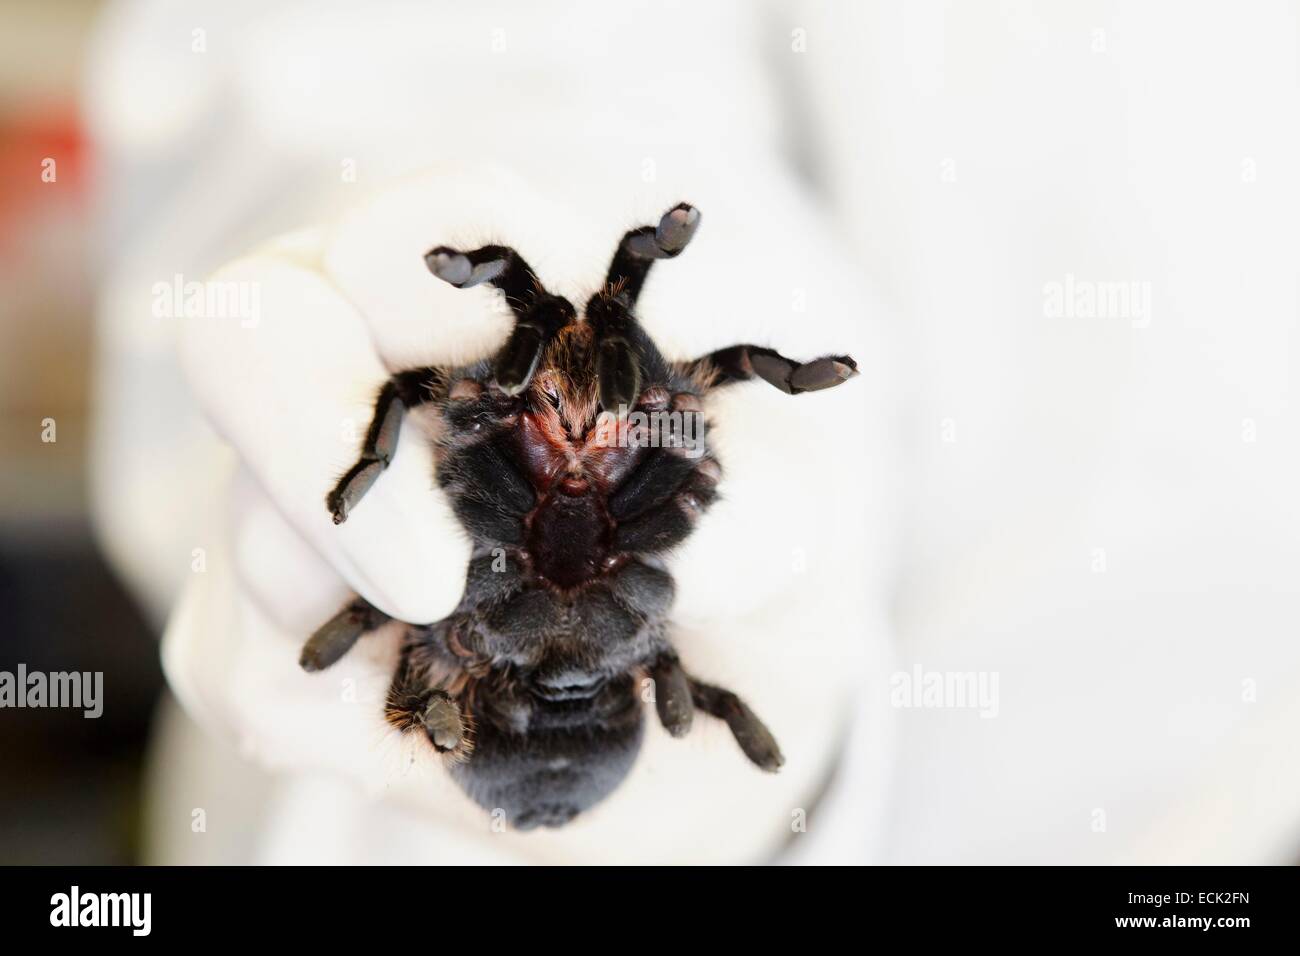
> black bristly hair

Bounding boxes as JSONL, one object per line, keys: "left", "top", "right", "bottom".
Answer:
{"left": 305, "top": 202, "right": 859, "bottom": 828}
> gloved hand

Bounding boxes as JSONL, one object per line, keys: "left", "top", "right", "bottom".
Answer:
{"left": 165, "top": 166, "right": 889, "bottom": 863}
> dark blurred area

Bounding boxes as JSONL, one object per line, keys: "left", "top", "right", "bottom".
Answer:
{"left": 0, "top": 529, "right": 160, "bottom": 863}
{"left": 0, "top": 0, "right": 163, "bottom": 864}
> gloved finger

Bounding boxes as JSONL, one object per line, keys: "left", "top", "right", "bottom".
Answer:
{"left": 163, "top": 465, "right": 430, "bottom": 782}
{"left": 321, "top": 165, "right": 609, "bottom": 372}
{"left": 179, "top": 252, "right": 470, "bottom": 625}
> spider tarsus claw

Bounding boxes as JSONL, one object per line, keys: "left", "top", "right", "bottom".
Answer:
{"left": 747, "top": 352, "right": 860, "bottom": 395}
{"left": 327, "top": 459, "right": 385, "bottom": 524}
{"left": 300, "top": 606, "right": 368, "bottom": 672}
{"left": 624, "top": 203, "right": 702, "bottom": 261}
{"left": 655, "top": 203, "right": 700, "bottom": 254}
{"left": 425, "top": 251, "right": 507, "bottom": 288}
{"left": 725, "top": 702, "right": 784, "bottom": 772}
{"left": 652, "top": 658, "right": 694, "bottom": 737}
{"left": 422, "top": 693, "right": 465, "bottom": 753}
{"left": 326, "top": 490, "right": 350, "bottom": 524}
{"left": 425, "top": 247, "right": 472, "bottom": 286}
{"left": 790, "top": 355, "right": 859, "bottom": 393}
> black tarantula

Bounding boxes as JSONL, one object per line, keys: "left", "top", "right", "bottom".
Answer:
{"left": 300, "top": 203, "right": 858, "bottom": 830}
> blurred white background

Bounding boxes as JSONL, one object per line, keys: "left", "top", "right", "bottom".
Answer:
{"left": 2, "top": 0, "right": 1296, "bottom": 864}
{"left": 793, "top": 1, "right": 1300, "bottom": 863}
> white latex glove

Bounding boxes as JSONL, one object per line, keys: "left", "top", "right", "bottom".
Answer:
{"left": 165, "top": 165, "right": 893, "bottom": 864}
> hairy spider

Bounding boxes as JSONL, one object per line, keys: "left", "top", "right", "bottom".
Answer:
{"left": 300, "top": 203, "right": 859, "bottom": 830}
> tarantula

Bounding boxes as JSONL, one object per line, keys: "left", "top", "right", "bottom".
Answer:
{"left": 300, "top": 203, "right": 858, "bottom": 829}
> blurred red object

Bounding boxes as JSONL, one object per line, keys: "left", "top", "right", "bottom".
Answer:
{"left": 0, "top": 105, "right": 86, "bottom": 251}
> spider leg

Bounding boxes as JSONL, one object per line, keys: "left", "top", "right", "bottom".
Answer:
{"left": 587, "top": 203, "right": 701, "bottom": 413}
{"left": 385, "top": 646, "right": 469, "bottom": 755}
{"left": 421, "top": 691, "right": 467, "bottom": 753}
{"left": 326, "top": 367, "right": 443, "bottom": 524}
{"left": 425, "top": 242, "right": 573, "bottom": 395}
{"left": 648, "top": 654, "right": 694, "bottom": 737}
{"left": 609, "top": 450, "right": 698, "bottom": 523}
{"left": 606, "top": 202, "right": 701, "bottom": 304}
{"left": 425, "top": 244, "right": 534, "bottom": 299}
{"left": 436, "top": 432, "right": 536, "bottom": 547}
{"left": 688, "top": 345, "right": 858, "bottom": 395}
{"left": 612, "top": 454, "right": 719, "bottom": 554}
{"left": 688, "top": 677, "right": 784, "bottom": 772}
{"left": 299, "top": 595, "right": 391, "bottom": 672}
{"left": 608, "top": 392, "right": 718, "bottom": 552}
{"left": 608, "top": 394, "right": 702, "bottom": 518}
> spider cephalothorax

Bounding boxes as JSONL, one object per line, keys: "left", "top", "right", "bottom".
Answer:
{"left": 301, "top": 203, "right": 858, "bottom": 829}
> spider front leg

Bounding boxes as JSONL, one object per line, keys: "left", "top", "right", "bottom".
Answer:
{"left": 606, "top": 202, "right": 702, "bottom": 303}
{"left": 689, "top": 345, "right": 858, "bottom": 395}
{"left": 649, "top": 654, "right": 783, "bottom": 771}
{"left": 589, "top": 203, "right": 702, "bottom": 411}
{"left": 327, "top": 367, "right": 444, "bottom": 524}
{"left": 425, "top": 242, "right": 574, "bottom": 395}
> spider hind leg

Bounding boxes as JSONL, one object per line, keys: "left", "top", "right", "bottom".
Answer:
{"left": 299, "top": 596, "right": 391, "bottom": 672}
{"left": 385, "top": 641, "right": 473, "bottom": 758}
{"left": 688, "top": 676, "right": 784, "bottom": 772}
